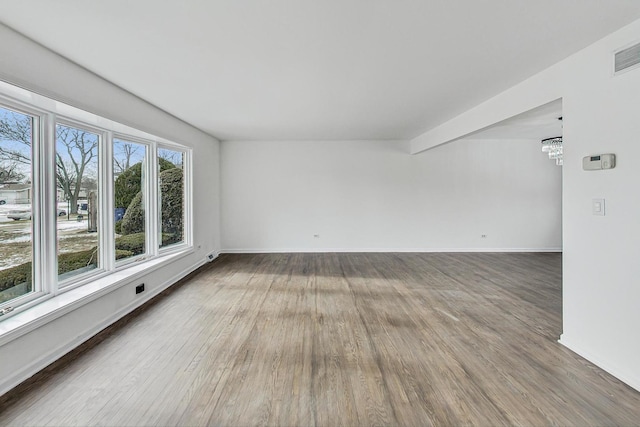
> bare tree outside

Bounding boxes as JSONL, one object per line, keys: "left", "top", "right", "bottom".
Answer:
{"left": 158, "top": 148, "right": 182, "bottom": 168}
{"left": 0, "top": 162, "right": 25, "bottom": 183}
{"left": 114, "top": 142, "right": 140, "bottom": 174}
{"left": 55, "top": 124, "right": 99, "bottom": 214}
{"left": 55, "top": 124, "right": 100, "bottom": 281}
{"left": 1, "top": 112, "right": 98, "bottom": 214}
{"left": 0, "top": 110, "right": 31, "bottom": 183}
{"left": 0, "top": 106, "right": 33, "bottom": 304}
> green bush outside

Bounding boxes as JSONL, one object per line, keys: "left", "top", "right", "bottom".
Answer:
{"left": 114, "top": 232, "right": 146, "bottom": 255}
{"left": 115, "top": 249, "right": 135, "bottom": 259}
{"left": 162, "top": 233, "right": 182, "bottom": 247}
{"left": 1, "top": 158, "right": 182, "bottom": 299}
{"left": 159, "top": 168, "right": 184, "bottom": 241}
{"left": 58, "top": 248, "right": 99, "bottom": 274}
{"left": 120, "top": 192, "right": 144, "bottom": 235}
{"left": 0, "top": 282, "right": 32, "bottom": 305}
{"left": 114, "top": 232, "right": 178, "bottom": 256}
{"left": 119, "top": 167, "right": 183, "bottom": 244}
{"left": 114, "top": 162, "right": 142, "bottom": 209}
{"left": 114, "top": 219, "right": 123, "bottom": 234}
{"left": 0, "top": 248, "right": 134, "bottom": 295}
{"left": 114, "top": 159, "right": 175, "bottom": 209}
{"left": 1, "top": 231, "right": 179, "bottom": 295}
{"left": 0, "top": 261, "right": 31, "bottom": 293}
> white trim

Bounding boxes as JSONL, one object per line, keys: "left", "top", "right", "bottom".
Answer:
{"left": 54, "top": 120, "right": 105, "bottom": 291}
{"left": 156, "top": 145, "right": 190, "bottom": 251}
{"left": 0, "top": 79, "right": 196, "bottom": 148}
{"left": 0, "top": 249, "right": 195, "bottom": 346}
{"left": 112, "top": 137, "right": 152, "bottom": 264}
{"left": 0, "top": 254, "right": 211, "bottom": 397}
{"left": 102, "top": 131, "right": 115, "bottom": 272}
{"left": 147, "top": 143, "right": 158, "bottom": 256}
{"left": 185, "top": 148, "right": 193, "bottom": 249}
{"left": 0, "top": 98, "right": 45, "bottom": 311}
{"left": 40, "top": 112, "right": 57, "bottom": 295}
{"left": 221, "top": 247, "right": 563, "bottom": 254}
{"left": 55, "top": 115, "right": 108, "bottom": 136}
{"left": 158, "top": 242, "right": 191, "bottom": 257}
{"left": 559, "top": 334, "right": 640, "bottom": 393}
{"left": 1, "top": 78, "right": 195, "bottom": 317}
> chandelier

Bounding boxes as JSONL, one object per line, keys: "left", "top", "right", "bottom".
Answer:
{"left": 541, "top": 136, "right": 563, "bottom": 166}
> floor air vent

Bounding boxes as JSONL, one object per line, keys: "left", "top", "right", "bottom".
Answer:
{"left": 614, "top": 42, "right": 640, "bottom": 74}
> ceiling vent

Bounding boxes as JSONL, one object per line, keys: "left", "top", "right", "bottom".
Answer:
{"left": 614, "top": 42, "right": 640, "bottom": 74}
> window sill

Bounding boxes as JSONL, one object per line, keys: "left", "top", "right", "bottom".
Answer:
{"left": 0, "top": 248, "right": 194, "bottom": 347}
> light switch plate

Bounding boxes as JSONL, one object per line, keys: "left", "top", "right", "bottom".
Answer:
{"left": 592, "top": 198, "right": 605, "bottom": 216}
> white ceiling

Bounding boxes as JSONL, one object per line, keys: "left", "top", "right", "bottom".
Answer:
{"left": 0, "top": 1, "right": 639, "bottom": 141}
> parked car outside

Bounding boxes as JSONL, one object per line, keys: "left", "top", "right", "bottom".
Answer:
{"left": 6, "top": 208, "right": 67, "bottom": 220}
{"left": 6, "top": 209, "right": 31, "bottom": 220}
{"left": 0, "top": 199, "right": 6, "bottom": 205}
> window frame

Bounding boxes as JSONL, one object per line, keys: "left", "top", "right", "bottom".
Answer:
{"left": 54, "top": 117, "right": 107, "bottom": 290}
{"left": 157, "top": 144, "right": 192, "bottom": 254}
{"left": 0, "top": 96, "right": 48, "bottom": 310}
{"left": 112, "top": 134, "right": 154, "bottom": 267}
{"left": 0, "top": 80, "right": 194, "bottom": 320}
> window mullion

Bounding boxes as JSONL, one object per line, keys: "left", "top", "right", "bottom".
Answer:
{"left": 147, "top": 144, "right": 158, "bottom": 256}
{"left": 184, "top": 149, "right": 193, "bottom": 249}
{"left": 38, "top": 113, "right": 58, "bottom": 295}
{"left": 102, "top": 131, "right": 115, "bottom": 271}
{"left": 1, "top": 79, "right": 193, "bottom": 317}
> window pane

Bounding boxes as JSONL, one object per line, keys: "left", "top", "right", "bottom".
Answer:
{"left": 56, "top": 123, "right": 100, "bottom": 282}
{"left": 0, "top": 106, "right": 34, "bottom": 304}
{"left": 114, "top": 139, "right": 147, "bottom": 261}
{"left": 158, "top": 148, "right": 184, "bottom": 248}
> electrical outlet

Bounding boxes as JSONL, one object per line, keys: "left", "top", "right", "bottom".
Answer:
{"left": 206, "top": 251, "right": 216, "bottom": 262}
{"left": 313, "top": 234, "right": 320, "bottom": 238}
{"left": 481, "top": 234, "right": 487, "bottom": 238}
{"left": 592, "top": 198, "right": 605, "bottom": 216}
{"left": 135, "top": 283, "right": 145, "bottom": 294}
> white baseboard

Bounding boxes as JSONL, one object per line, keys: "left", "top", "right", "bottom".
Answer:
{"left": 221, "top": 247, "right": 563, "bottom": 254}
{"left": 559, "top": 334, "right": 640, "bottom": 393}
{"left": 0, "top": 256, "right": 212, "bottom": 397}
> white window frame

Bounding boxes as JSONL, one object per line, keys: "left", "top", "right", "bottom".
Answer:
{"left": 112, "top": 134, "right": 155, "bottom": 267}
{"left": 0, "top": 79, "right": 194, "bottom": 320}
{"left": 0, "top": 96, "right": 48, "bottom": 310}
{"left": 54, "top": 117, "right": 107, "bottom": 290}
{"left": 157, "top": 144, "right": 192, "bottom": 254}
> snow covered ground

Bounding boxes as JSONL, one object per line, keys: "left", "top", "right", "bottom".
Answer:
{"left": 0, "top": 202, "right": 28, "bottom": 223}
{"left": 0, "top": 202, "right": 70, "bottom": 222}
{"left": 0, "top": 203, "right": 98, "bottom": 269}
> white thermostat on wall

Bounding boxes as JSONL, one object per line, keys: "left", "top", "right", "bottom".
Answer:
{"left": 582, "top": 153, "right": 616, "bottom": 170}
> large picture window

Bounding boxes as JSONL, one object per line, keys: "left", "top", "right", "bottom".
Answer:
{"left": 56, "top": 123, "right": 101, "bottom": 283}
{"left": 158, "top": 148, "right": 185, "bottom": 249}
{"left": 113, "top": 138, "right": 148, "bottom": 262}
{"left": 0, "top": 105, "right": 35, "bottom": 305}
{"left": 0, "top": 80, "right": 192, "bottom": 318}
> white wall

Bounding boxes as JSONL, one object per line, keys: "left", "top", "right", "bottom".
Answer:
{"left": 0, "top": 24, "right": 221, "bottom": 394}
{"left": 410, "top": 19, "right": 640, "bottom": 391}
{"left": 221, "top": 138, "right": 561, "bottom": 252}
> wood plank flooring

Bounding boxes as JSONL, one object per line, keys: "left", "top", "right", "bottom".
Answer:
{"left": 1, "top": 252, "right": 640, "bottom": 426}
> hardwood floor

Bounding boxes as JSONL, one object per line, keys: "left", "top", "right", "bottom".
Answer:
{"left": 1, "top": 253, "right": 639, "bottom": 426}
